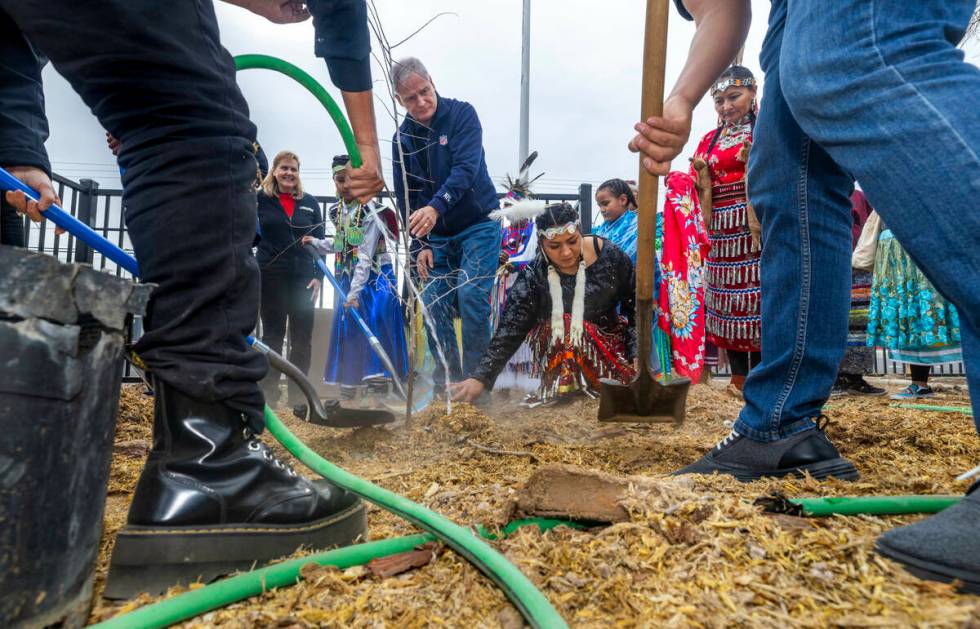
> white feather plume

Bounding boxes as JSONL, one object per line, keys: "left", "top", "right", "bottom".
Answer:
{"left": 489, "top": 199, "right": 547, "bottom": 223}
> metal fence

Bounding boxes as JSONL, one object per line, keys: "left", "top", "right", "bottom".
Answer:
{"left": 17, "top": 173, "right": 965, "bottom": 380}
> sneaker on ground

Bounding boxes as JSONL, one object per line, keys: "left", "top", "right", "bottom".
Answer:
{"left": 875, "top": 480, "right": 980, "bottom": 594}
{"left": 890, "top": 383, "right": 935, "bottom": 400}
{"left": 673, "top": 416, "right": 859, "bottom": 482}
{"left": 830, "top": 384, "right": 850, "bottom": 397}
{"left": 846, "top": 377, "right": 886, "bottom": 396}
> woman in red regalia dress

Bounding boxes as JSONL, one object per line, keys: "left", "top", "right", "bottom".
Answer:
{"left": 659, "top": 65, "right": 762, "bottom": 392}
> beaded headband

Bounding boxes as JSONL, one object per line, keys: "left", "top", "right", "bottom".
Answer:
{"left": 540, "top": 220, "right": 580, "bottom": 240}
{"left": 711, "top": 77, "right": 756, "bottom": 95}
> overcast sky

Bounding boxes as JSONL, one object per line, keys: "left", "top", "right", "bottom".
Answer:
{"left": 42, "top": 1, "right": 979, "bottom": 203}
{"left": 43, "top": 0, "right": 774, "bottom": 198}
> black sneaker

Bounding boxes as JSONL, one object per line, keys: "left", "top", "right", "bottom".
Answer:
{"left": 674, "top": 417, "right": 859, "bottom": 482}
{"left": 846, "top": 377, "right": 886, "bottom": 396}
{"left": 830, "top": 374, "right": 851, "bottom": 397}
{"left": 876, "top": 480, "right": 980, "bottom": 594}
{"left": 830, "top": 384, "right": 850, "bottom": 397}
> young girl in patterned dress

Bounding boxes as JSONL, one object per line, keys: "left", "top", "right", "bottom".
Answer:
{"left": 303, "top": 155, "right": 408, "bottom": 399}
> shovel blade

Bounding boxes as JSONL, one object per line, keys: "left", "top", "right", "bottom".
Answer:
{"left": 305, "top": 400, "right": 396, "bottom": 428}
{"left": 597, "top": 368, "right": 690, "bottom": 424}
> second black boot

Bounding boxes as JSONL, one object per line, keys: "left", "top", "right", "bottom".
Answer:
{"left": 104, "top": 378, "right": 365, "bottom": 599}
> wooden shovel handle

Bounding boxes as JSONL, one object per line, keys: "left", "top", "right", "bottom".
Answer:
{"left": 635, "top": 0, "right": 670, "bottom": 367}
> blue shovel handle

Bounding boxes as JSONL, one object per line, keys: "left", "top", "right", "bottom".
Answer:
{"left": 0, "top": 167, "right": 139, "bottom": 276}
{"left": 0, "top": 166, "right": 253, "bottom": 345}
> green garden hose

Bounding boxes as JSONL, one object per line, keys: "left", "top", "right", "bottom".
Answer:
{"left": 93, "top": 513, "right": 578, "bottom": 629}
{"left": 92, "top": 533, "right": 434, "bottom": 629}
{"left": 233, "top": 54, "right": 362, "bottom": 169}
{"left": 264, "top": 407, "right": 568, "bottom": 628}
{"left": 759, "top": 494, "right": 961, "bottom": 517}
{"left": 892, "top": 403, "right": 973, "bottom": 416}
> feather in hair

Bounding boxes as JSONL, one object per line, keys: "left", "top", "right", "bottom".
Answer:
{"left": 489, "top": 198, "right": 547, "bottom": 222}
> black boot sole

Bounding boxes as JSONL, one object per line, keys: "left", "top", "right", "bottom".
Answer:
{"left": 103, "top": 500, "right": 366, "bottom": 599}
{"left": 733, "top": 458, "right": 860, "bottom": 482}
{"left": 680, "top": 457, "right": 860, "bottom": 482}
{"left": 876, "top": 543, "right": 980, "bottom": 594}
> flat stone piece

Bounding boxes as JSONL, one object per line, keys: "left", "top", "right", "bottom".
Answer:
{"left": 512, "top": 464, "right": 638, "bottom": 523}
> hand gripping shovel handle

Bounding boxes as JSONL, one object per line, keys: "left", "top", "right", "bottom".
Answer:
{"left": 304, "top": 244, "right": 407, "bottom": 399}
{"left": 0, "top": 167, "right": 140, "bottom": 275}
{"left": 0, "top": 166, "right": 394, "bottom": 427}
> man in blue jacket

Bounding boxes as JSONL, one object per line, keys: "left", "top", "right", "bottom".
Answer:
{"left": 391, "top": 57, "right": 502, "bottom": 394}
{"left": 0, "top": 0, "right": 383, "bottom": 599}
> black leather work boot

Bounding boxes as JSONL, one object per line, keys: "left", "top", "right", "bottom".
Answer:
{"left": 104, "top": 378, "right": 365, "bottom": 599}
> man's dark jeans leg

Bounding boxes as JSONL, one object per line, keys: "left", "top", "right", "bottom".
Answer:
{"left": 2, "top": 1, "right": 267, "bottom": 427}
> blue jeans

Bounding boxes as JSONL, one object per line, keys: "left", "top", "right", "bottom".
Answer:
{"left": 739, "top": 0, "right": 980, "bottom": 440}
{"left": 423, "top": 219, "right": 502, "bottom": 386}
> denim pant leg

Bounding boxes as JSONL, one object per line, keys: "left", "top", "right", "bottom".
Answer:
{"left": 2, "top": 1, "right": 267, "bottom": 427}
{"left": 422, "top": 234, "right": 463, "bottom": 387}
{"left": 456, "top": 220, "right": 502, "bottom": 378}
{"left": 734, "top": 0, "right": 856, "bottom": 442}
{"left": 779, "top": 0, "right": 980, "bottom": 430}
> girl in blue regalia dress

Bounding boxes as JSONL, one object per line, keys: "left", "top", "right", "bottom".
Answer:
{"left": 303, "top": 155, "right": 409, "bottom": 399}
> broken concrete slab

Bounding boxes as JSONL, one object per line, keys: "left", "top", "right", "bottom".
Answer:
{"left": 0, "top": 246, "right": 152, "bottom": 330}
{"left": 507, "top": 464, "right": 660, "bottom": 523}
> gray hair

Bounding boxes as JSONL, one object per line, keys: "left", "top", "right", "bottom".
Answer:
{"left": 390, "top": 57, "right": 431, "bottom": 92}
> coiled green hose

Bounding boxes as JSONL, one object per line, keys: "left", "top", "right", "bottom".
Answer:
{"left": 91, "top": 494, "right": 576, "bottom": 629}
{"left": 263, "top": 407, "right": 569, "bottom": 628}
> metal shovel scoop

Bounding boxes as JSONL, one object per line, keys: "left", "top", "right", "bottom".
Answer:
{"left": 253, "top": 338, "right": 395, "bottom": 428}
{"left": 597, "top": 0, "right": 690, "bottom": 424}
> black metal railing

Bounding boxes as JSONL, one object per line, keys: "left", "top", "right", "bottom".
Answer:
{"left": 16, "top": 173, "right": 964, "bottom": 380}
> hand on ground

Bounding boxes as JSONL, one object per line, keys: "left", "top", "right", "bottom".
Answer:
{"left": 450, "top": 378, "right": 485, "bottom": 403}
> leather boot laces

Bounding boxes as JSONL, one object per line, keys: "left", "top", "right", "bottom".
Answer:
{"left": 243, "top": 428, "right": 298, "bottom": 478}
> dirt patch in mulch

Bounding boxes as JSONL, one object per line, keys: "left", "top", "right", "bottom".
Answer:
{"left": 90, "top": 381, "right": 980, "bottom": 627}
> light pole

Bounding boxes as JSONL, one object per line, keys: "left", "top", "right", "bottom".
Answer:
{"left": 519, "top": 0, "right": 531, "bottom": 164}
